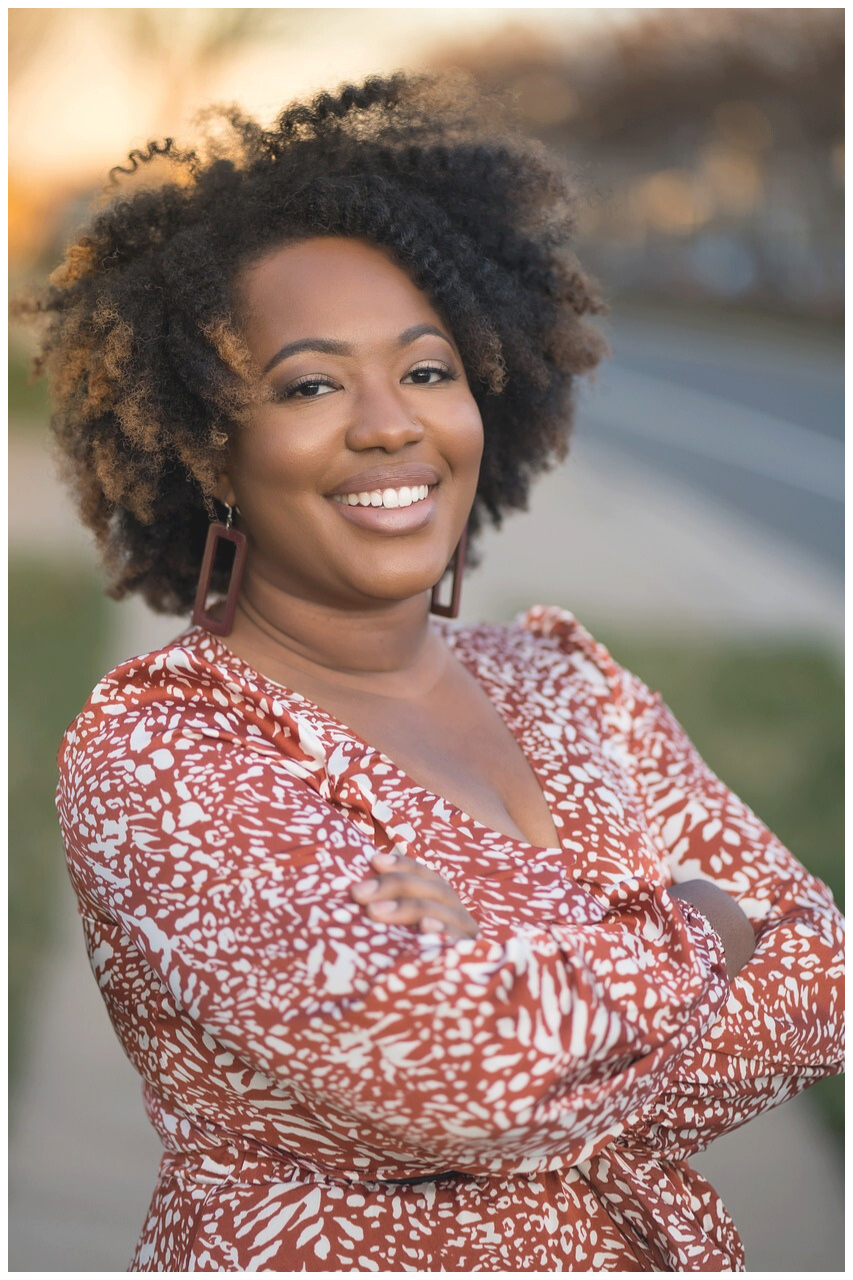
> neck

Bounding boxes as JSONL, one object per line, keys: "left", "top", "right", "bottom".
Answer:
{"left": 224, "top": 568, "right": 447, "bottom": 698}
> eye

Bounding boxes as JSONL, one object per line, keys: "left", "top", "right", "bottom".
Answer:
{"left": 276, "top": 374, "right": 340, "bottom": 401}
{"left": 403, "top": 361, "right": 458, "bottom": 387}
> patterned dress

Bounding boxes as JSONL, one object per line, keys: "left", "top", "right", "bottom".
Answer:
{"left": 56, "top": 606, "right": 844, "bottom": 1272}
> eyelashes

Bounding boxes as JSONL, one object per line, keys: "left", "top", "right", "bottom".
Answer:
{"left": 274, "top": 360, "right": 460, "bottom": 402}
{"left": 276, "top": 375, "right": 338, "bottom": 401}
{"left": 404, "top": 360, "right": 459, "bottom": 386}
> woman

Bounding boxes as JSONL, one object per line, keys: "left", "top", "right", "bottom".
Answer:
{"left": 29, "top": 75, "right": 842, "bottom": 1271}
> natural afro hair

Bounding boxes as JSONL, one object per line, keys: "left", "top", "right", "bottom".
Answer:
{"left": 20, "top": 72, "right": 608, "bottom": 613}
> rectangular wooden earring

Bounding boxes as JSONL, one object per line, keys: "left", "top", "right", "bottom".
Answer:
{"left": 192, "top": 522, "right": 248, "bottom": 635}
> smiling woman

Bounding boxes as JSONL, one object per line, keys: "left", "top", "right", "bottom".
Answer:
{"left": 21, "top": 73, "right": 603, "bottom": 618}
{"left": 18, "top": 72, "right": 843, "bottom": 1272}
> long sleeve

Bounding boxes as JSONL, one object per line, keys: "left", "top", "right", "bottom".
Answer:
{"left": 57, "top": 644, "right": 731, "bottom": 1178}
{"left": 607, "top": 664, "right": 844, "bottom": 1159}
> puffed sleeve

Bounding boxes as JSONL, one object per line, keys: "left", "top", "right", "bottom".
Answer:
{"left": 57, "top": 643, "right": 731, "bottom": 1178}
{"left": 525, "top": 609, "right": 845, "bottom": 1160}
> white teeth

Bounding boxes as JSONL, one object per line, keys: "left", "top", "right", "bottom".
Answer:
{"left": 333, "top": 484, "right": 432, "bottom": 508}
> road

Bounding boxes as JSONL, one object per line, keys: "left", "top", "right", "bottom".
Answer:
{"left": 577, "top": 305, "right": 844, "bottom": 574}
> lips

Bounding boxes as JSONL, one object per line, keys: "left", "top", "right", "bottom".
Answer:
{"left": 327, "top": 464, "right": 441, "bottom": 497}
{"left": 325, "top": 464, "right": 442, "bottom": 535}
{"left": 325, "top": 471, "right": 438, "bottom": 529}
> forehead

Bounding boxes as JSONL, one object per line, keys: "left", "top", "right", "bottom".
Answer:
{"left": 235, "top": 237, "right": 445, "bottom": 337}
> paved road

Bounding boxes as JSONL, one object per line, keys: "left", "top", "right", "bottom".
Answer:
{"left": 582, "top": 306, "right": 844, "bottom": 573}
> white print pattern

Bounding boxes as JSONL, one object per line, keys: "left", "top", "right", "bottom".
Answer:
{"left": 56, "top": 606, "right": 844, "bottom": 1271}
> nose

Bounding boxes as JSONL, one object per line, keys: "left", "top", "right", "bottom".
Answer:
{"left": 344, "top": 380, "right": 425, "bottom": 453}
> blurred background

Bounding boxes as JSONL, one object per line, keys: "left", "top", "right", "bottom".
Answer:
{"left": 9, "top": 7, "right": 843, "bottom": 1272}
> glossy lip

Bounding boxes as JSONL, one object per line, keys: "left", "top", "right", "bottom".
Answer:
{"left": 326, "top": 463, "right": 441, "bottom": 498}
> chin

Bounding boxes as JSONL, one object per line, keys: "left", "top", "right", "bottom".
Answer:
{"left": 354, "top": 581, "right": 437, "bottom": 609}
{"left": 346, "top": 572, "right": 443, "bottom": 609}
{"left": 343, "top": 546, "right": 457, "bottom": 604}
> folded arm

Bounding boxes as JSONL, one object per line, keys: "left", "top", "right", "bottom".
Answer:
{"left": 59, "top": 691, "right": 730, "bottom": 1175}
{"left": 613, "top": 674, "right": 844, "bottom": 1158}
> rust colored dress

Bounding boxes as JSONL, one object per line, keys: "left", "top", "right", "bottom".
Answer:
{"left": 56, "top": 607, "right": 844, "bottom": 1271}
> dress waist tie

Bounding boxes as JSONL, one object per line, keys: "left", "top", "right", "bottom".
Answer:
{"left": 157, "top": 1149, "right": 477, "bottom": 1191}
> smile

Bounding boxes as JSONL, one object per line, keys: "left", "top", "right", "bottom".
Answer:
{"left": 331, "top": 484, "right": 431, "bottom": 509}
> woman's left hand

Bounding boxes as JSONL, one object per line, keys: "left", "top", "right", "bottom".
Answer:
{"left": 350, "top": 852, "right": 479, "bottom": 940}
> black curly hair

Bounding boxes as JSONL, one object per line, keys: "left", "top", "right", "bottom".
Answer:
{"left": 20, "top": 72, "right": 608, "bottom": 613}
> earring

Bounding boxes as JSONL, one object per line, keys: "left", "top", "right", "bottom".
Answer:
{"left": 192, "top": 503, "right": 248, "bottom": 636}
{"left": 430, "top": 524, "right": 468, "bottom": 619}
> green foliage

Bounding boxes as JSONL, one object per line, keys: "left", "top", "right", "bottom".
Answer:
{"left": 8, "top": 343, "right": 50, "bottom": 429}
{"left": 595, "top": 634, "right": 844, "bottom": 910}
{"left": 595, "top": 628, "right": 845, "bottom": 1144}
{"left": 8, "top": 559, "right": 109, "bottom": 1087}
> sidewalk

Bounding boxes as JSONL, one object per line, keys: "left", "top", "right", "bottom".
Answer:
{"left": 9, "top": 432, "right": 844, "bottom": 1271}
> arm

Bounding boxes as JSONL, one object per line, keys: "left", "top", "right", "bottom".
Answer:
{"left": 59, "top": 689, "right": 730, "bottom": 1177}
{"left": 615, "top": 673, "right": 844, "bottom": 1158}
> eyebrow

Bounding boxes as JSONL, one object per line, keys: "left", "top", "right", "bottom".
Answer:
{"left": 262, "top": 323, "right": 453, "bottom": 374}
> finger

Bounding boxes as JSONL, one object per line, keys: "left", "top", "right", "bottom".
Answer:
{"left": 354, "top": 867, "right": 454, "bottom": 900}
{"left": 371, "top": 851, "right": 403, "bottom": 871}
{"left": 367, "top": 897, "right": 477, "bottom": 934}
{"left": 370, "top": 852, "right": 445, "bottom": 886}
{"left": 351, "top": 876, "right": 422, "bottom": 904}
{"left": 364, "top": 876, "right": 461, "bottom": 912}
{"left": 350, "top": 877, "right": 381, "bottom": 901}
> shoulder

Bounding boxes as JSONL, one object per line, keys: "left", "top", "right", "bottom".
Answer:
{"left": 442, "top": 607, "right": 663, "bottom": 751}
{"left": 518, "top": 605, "right": 624, "bottom": 684}
{"left": 58, "top": 626, "right": 302, "bottom": 782}
{"left": 61, "top": 626, "right": 234, "bottom": 738}
{"left": 443, "top": 605, "right": 629, "bottom": 701}
{"left": 57, "top": 629, "right": 339, "bottom": 879}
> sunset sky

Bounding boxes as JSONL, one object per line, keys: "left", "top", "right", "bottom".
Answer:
{"left": 10, "top": 7, "right": 637, "bottom": 183}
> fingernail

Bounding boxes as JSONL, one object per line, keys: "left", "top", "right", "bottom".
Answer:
{"left": 372, "top": 852, "right": 399, "bottom": 868}
{"left": 420, "top": 917, "right": 445, "bottom": 933}
{"left": 370, "top": 899, "right": 398, "bottom": 916}
{"left": 352, "top": 878, "right": 378, "bottom": 899}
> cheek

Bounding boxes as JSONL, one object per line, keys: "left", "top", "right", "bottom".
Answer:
{"left": 229, "top": 417, "right": 319, "bottom": 492}
{"left": 449, "top": 398, "right": 485, "bottom": 473}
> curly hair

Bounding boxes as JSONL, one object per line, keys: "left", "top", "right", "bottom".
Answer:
{"left": 20, "top": 72, "right": 608, "bottom": 613}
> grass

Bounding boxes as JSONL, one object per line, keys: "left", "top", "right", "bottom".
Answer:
{"left": 593, "top": 627, "right": 844, "bottom": 1145}
{"left": 8, "top": 559, "right": 111, "bottom": 1089}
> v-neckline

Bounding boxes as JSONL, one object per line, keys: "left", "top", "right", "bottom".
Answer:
{"left": 194, "top": 623, "right": 565, "bottom": 856}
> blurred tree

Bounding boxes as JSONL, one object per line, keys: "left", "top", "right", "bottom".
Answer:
{"left": 431, "top": 8, "right": 843, "bottom": 316}
{"left": 8, "top": 8, "right": 319, "bottom": 275}
{"left": 434, "top": 10, "right": 842, "bottom": 151}
{"left": 9, "top": 8, "right": 317, "bottom": 136}
{"left": 106, "top": 9, "right": 308, "bottom": 134}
